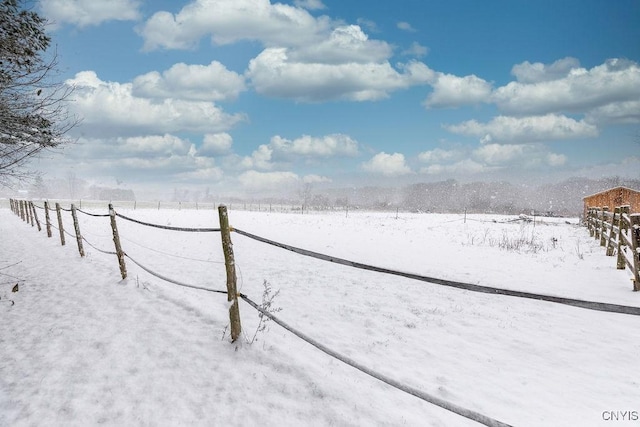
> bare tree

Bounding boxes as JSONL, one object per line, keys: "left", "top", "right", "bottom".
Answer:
{"left": 0, "top": 0, "right": 76, "bottom": 186}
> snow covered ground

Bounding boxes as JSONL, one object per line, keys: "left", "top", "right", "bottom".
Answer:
{"left": 1, "top": 205, "right": 640, "bottom": 426}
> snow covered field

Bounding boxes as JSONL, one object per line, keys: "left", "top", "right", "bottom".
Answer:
{"left": 1, "top": 205, "right": 640, "bottom": 426}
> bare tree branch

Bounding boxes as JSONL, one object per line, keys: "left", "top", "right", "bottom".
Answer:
{"left": 0, "top": 0, "right": 77, "bottom": 187}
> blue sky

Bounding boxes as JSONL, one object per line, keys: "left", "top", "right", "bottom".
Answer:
{"left": 33, "top": 0, "right": 640, "bottom": 197}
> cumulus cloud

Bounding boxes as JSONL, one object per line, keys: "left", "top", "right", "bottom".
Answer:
{"left": 362, "top": 152, "right": 412, "bottom": 177}
{"left": 201, "top": 133, "right": 233, "bottom": 156}
{"left": 286, "top": 25, "right": 392, "bottom": 65}
{"left": 242, "top": 133, "right": 360, "bottom": 169}
{"left": 303, "top": 174, "right": 332, "bottom": 184}
{"left": 138, "top": 0, "right": 333, "bottom": 51}
{"left": 248, "top": 49, "right": 434, "bottom": 101}
{"left": 473, "top": 143, "right": 566, "bottom": 167}
{"left": 132, "top": 61, "right": 246, "bottom": 102}
{"left": 445, "top": 114, "right": 598, "bottom": 143}
{"left": 418, "top": 148, "right": 464, "bottom": 163}
{"left": 270, "top": 134, "right": 359, "bottom": 158}
{"left": 65, "top": 71, "right": 245, "bottom": 138}
{"left": 492, "top": 58, "right": 640, "bottom": 116}
{"left": 424, "top": 73, "right": 492, "bottom": 108}
{"left": 40, "top": 0, "right": 140, "bottom": 28}
{"left": 420, "top": 159, "right": 489, "bottom": 175}
{"left": 511, "top": 57, "right": 581, "bottom": 83}
{"left": 48, "top": 134, "right": 226, "bottom": 185}
{"left": 238, "top": 170, "right": 300, "bottom": 192}
{"left": 585, "top": 100, "right": 640, "bottom": 124}
{"left": 419, "top": 143, "right": 567, "bottom": 175}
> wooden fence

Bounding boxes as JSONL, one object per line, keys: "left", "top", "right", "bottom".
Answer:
{"left": 585, "top": 205, "right": 640, "bottom": 290}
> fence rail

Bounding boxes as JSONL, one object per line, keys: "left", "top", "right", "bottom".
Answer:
{"left": 585, "top": 205, "right": 640, "bottom": 290}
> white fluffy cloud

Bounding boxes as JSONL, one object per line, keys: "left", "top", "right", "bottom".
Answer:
{"left": 418, "top": 148, "right": 464, "bottom": 163}
{"left": 238, "top": 170, "right": 300, "bottom": 192}
{"left": 65, "top": 71, "right": 245, "bottom": 138}
{"left": 132, "top": 61, "right": 246, "bottom": 102}
{"left": 139, "top": 0, "right": 332, "bottom": 50}
{"left": 242, "top": 133, "right": 360, "bottom": 169}
{"left": 510, "top": 57, "right": 581, "bottom": 83}
{"left": 303, "top": 174, "right": 332, "bottom": 184}
{"left": 473, "top": 143, "right": 567, "bottom": 167}
{"left": 584, "top": 100, "right": 640, "bottom": 125}
{"left": 200, "top": 133, "right": 233, "bottom": 156}
{"left": 362, "top": 152, "right": 412, "bottom": 177}
{"left": 47, "top": 134, "right": 226, "bottom": 185}
{"left": 424, "top": 73, "right": 492, "bottom": 108}
{"left": 40, "top": 0, "right": 140, "bottom": 28}
{"left": 492, "top": 58, "right": 640, "bottom": 116}
{"left": 420, "top": 159, "right": 489, "bottom": 175}
{"left": 418, "top": 143, "right": 567, "bottom": 175}
{"left": 247, "top": 49, "right": 434, "bottom": 102}
{"left": 445, "top": 114, "right": 598, "bottom": 143}
{"left": 270, "top": 134, "right": 359, "bottom": 158}
{"left": 286, "top": 25, "right": 392, "bottom": 65}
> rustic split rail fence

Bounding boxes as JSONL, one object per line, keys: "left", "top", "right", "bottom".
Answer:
{"left": 585, "top": 205, "right": 640, "bottom": 290}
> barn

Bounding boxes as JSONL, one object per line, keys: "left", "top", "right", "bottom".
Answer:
{"left": 583, "top": 186, "right": 640, "bottom": 217}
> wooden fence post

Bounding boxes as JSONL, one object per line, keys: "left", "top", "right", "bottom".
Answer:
{"left": 55, "top": 203, "right": 65, "bottom": 246}
{"left": 44, "top": 201, "right": 52, "bottom": 238}
{"left": 588, "top": 209, "right": 595, "bottom": 237}
{"left": 606, "top": 207, "right": 620, "bottom": 256}
{"left": 28, "top": 201, "right": 35, "bottom": 227}
{"left": 20, "top": 200, "right": 25, "bottom": 221}
{"left": 617, "top": 206, "right": 630, "bottom": 270}
{"left": 218, "top": 204, "right": 242, "bottom": 342}
{"left": 600, "top": 207, "right": 608, "bottom": 247}
{"left": 71, "top": 204, "right": 85, "bottom": 257}
{"left": 30, "top": 202, "right": 42, "bottom": 232}
{"left": 108, "top": 204, "right": 127, "bottom": 279}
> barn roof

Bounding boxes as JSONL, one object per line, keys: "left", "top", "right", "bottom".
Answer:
{"left": 582, "top": 186, "right": 640, "bottom": 200}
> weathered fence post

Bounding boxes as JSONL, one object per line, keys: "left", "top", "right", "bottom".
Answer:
{"left": 617, "top": 206, "right": 630, "bottom": 270}
{"left": 55, "top": 203, "right": 65, "bottom": 245}
{"left": 588, "top": 209, "right": 595, "bottom": 237}
{"left": 600, "top": 207, "right": 609, "bottom": 247}
{"left": 30, "top": 202, "right": 42, "bottom": 232}
{"left": 108, "top": 204, "right": 127, "bottom": 280}
{"left": 218, "top": 204, "right": 242, "bottom": 342}
{"left": 606, "top": 207, "right": 620, "bottom": 256}
{"left": 20, "top": 200, "right": 25, "bottom": 221}
{"left": 44, "top": 201, "right": 52, "bottom": 238}
{"left": 28, "top": 202, "right": 35, "bottom": 227}
{"left": 71, "top": 204, "right": 85, "bottom": 257}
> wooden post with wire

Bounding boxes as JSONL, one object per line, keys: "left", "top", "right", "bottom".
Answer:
{"left": 44, "top": 201, "right": 52, "bottom": 238}
{"left": 30, "top": 202, "right": 41, "bottom": 232}
{"left": 108, "top": 204, "right": 127, "bottom": 279}
{"left": 71, "top": 204, "right": 85, "bottom": 257}
{"left": 28, "top": 201, "right": 35, "bottom": 227}
{"left": 218, "top": 204, "right": 242, "bottom": 342}
{"left": 55, "top": 203, "right": 65, "bottom": 246}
